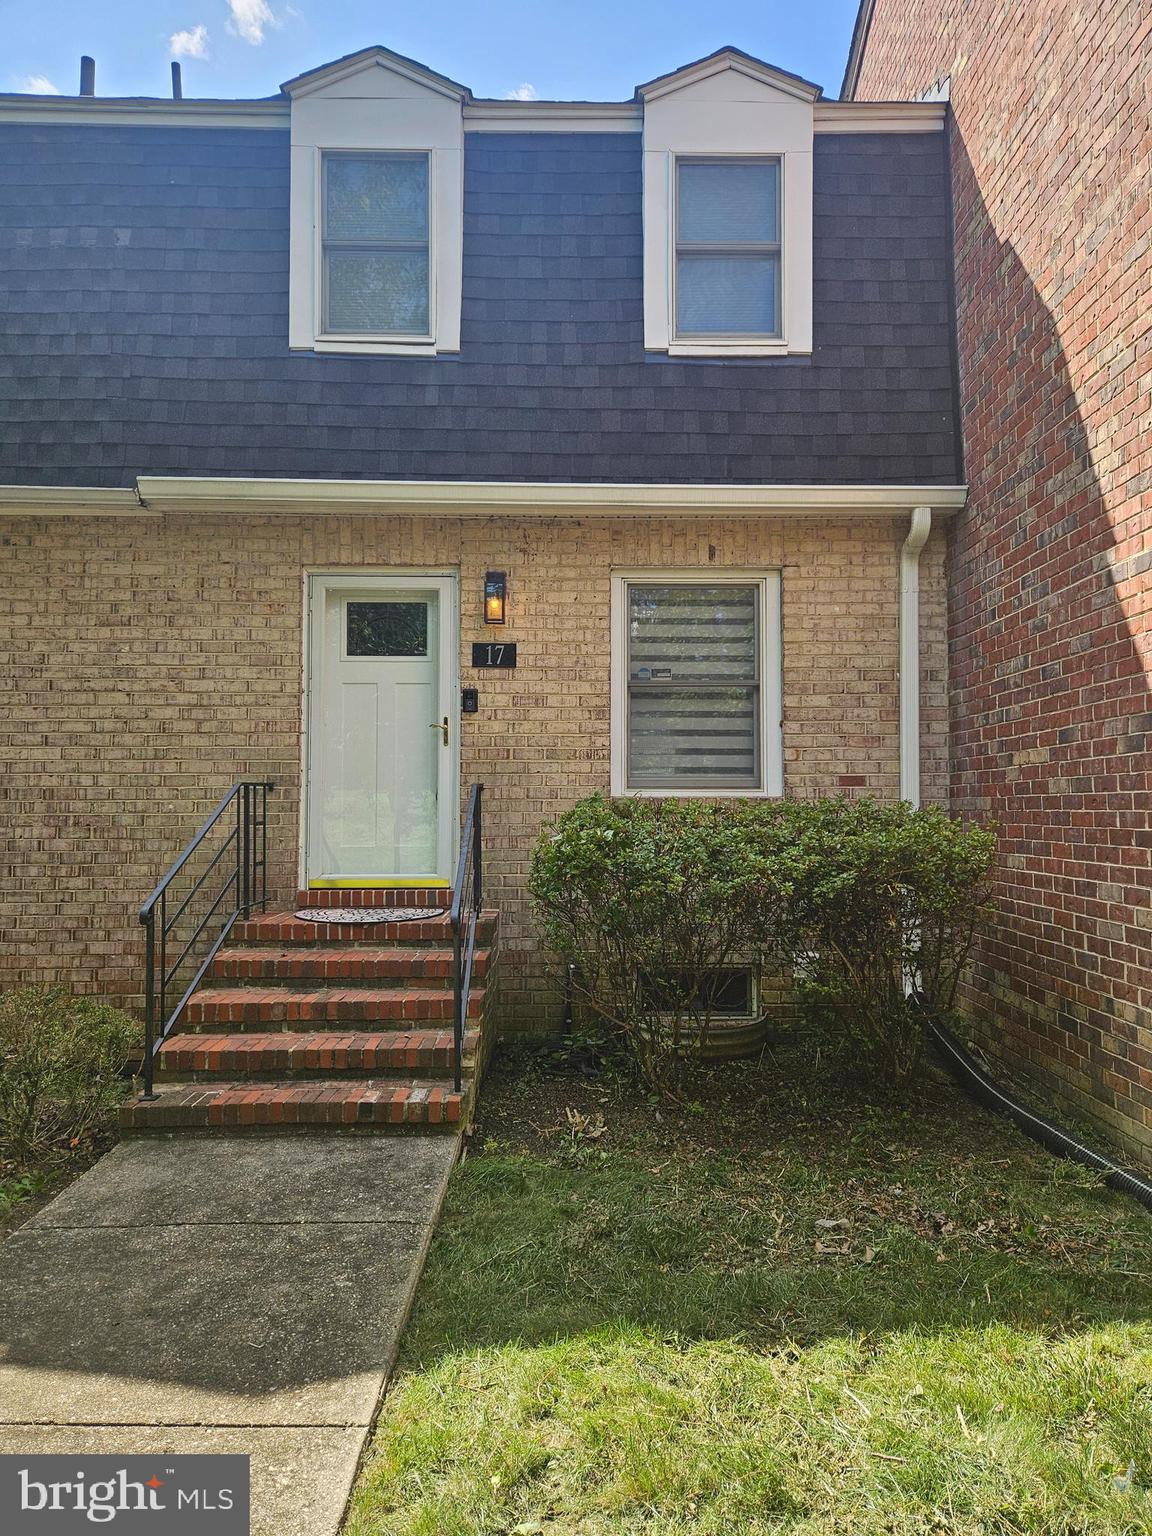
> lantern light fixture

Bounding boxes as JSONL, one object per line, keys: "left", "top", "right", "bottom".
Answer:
{"left": 483, "top": 570, "right": 507, "bottom": 625}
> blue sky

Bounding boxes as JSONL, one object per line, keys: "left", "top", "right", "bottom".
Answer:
{"left": 4, "top": 0, "right": 861, "bottom": 104}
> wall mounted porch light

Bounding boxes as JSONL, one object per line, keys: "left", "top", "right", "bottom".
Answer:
{"left": 483, "top": 570, "right": 507, "bottom": 625}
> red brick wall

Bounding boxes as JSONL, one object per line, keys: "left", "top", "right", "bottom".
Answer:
{"left": 852, "top": 2, "right": 1152, "bottom": 1158}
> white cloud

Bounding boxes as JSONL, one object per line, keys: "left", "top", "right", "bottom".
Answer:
{"left": 226, "top": 0, "right": 276, "bottom": 45}
{"left": 503, "top": 82, "right": 539, "bottom": 101}
{"left": 20, "top": 74, "right": 60, "bottom": 94}
{"left": 170, "top": 24, "right": 210, "bottom": 59}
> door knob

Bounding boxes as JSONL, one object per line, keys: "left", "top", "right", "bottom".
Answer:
{"left": 429, "top": 716, "right": 449, "bottom": 746}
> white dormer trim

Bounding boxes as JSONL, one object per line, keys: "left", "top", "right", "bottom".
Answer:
{"left": 282, "top": 46, "right": 469, "bottom": 104}
{"left": 286, "top": 49, "right": 465, "bottom": 356}
{"left": 637, "top": 49, "right": 821, "bottom": 106}
{"left": 641, "top": 52, "right": 815, "bottom": 358}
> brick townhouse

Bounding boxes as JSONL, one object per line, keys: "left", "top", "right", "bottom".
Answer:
{"left": 0, "top": 44, "right": 965, "bottom": 1129}
{"left": 845, "top": 1, "right": 1152, "bottom": 1157}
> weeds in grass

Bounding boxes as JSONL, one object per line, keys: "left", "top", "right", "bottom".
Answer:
{"left": 349, "top": 1051, "right": 1152, "bottom": 1535}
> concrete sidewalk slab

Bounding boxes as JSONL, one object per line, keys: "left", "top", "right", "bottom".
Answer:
{"left": 0, "top": 1426, "right": 363, "bottom": 1536}
{"left": 0, "top": 1134, "right": 459, "bottom": 1534}
{"left": 28, "top": 1136, "right": 456, "bottom": 1228}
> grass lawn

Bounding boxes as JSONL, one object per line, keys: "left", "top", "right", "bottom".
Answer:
{"left": 347, "top": 1042, "right": 1152, "bottom": 1536}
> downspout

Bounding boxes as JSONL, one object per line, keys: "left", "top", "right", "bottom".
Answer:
{"left": 899, "top": 506, "right": 933, "bottom": 806}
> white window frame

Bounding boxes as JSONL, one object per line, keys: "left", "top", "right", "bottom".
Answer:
{"left": 672, "top": 154, "right": 784, "bottom": 345}
{"left": 287, "top": 51, "right": 465, "bottom": 358}
{"left": 610, "top": 570, "right": 783, "bottom": 798}
{"left": 318, "top": 149, "right": 434, "bottom": 345}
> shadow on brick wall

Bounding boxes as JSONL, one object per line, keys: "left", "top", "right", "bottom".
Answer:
{"left": 946, "top": 134, "right": 1152, "bottom": 1162}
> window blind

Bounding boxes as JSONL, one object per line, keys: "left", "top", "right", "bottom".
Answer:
{"left": 626, "top": 583, "right": 761, "bottom": 789}
{"left": 322, "top": 153, "right": 430, "bottom": 336}
{"left": 674, "top": 159, "right": 781, "bottom": 339}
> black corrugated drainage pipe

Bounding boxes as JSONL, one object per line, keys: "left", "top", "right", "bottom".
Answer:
{"left": 920, "top": 1005, "right": 1152, "bottom": 1215}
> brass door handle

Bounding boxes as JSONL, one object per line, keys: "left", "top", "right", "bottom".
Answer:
{"left": 429, "top": 716, "right": 449, "bottom": 746}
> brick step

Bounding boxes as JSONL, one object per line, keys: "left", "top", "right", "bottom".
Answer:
{"left": 120, "top": 1079, "right": 466, "bottom": 1133}
{"left": 154, "top": 1028, "right": 479, "bottom": 1080}
{"left": 233, "top": 911, "right": 499, "bottom": 948}
{"left": 296, "top": 888, "right": 451, "bottom": 909}
{"left": 183, "top": 985, "right": 484, "bottom": 1030}
{"left": 207, "top": 945, "right": 491, "bottom": 986}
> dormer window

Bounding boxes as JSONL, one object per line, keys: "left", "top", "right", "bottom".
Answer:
{"left": 322, "top": 152, "right": 431, "bottom": 338}
{"left": 285, "top": 46, "right": 465, "bottom": 357}
{"left": 674, "top": 158, "right": 782, "bottom": 341}
{"left": 639, "top": 48, "right": 817, "bottom": 359}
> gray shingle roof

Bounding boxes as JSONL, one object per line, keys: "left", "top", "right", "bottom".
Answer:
{"left": 0, "top": 125, "right": 959, "bottom": 487}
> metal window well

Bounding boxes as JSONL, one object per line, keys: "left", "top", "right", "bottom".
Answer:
{"left": 293, "top": 906, "right": 446, "bottom": 922}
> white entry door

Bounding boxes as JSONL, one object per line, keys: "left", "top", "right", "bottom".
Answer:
{"left": 305, "top": 574, "right": 457, "bottom": 886}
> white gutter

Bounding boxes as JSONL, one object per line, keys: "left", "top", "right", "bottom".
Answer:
{"left": 131, "top": 477, "right": 967, "bottom": 517}
{"left": 899, "top": 505, "right": 933, "bottom": 806}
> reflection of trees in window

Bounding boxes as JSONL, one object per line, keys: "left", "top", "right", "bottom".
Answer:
{"left": 346, "top": 602, "right": 428, "bottom": 657}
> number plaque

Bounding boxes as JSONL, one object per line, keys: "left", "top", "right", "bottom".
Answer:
{"left": 471, "top": 642, "right": 517, "bottom": 669}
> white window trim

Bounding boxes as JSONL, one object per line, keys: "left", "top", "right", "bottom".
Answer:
{"left": 610, "top": 569, "right": 783, "bottom": 798}
{"left": 645, "top": 150, "right": 812, "bottom": 358}
{"left": 314, "top": 148, "right": 436, "bottom": 349}
{"left": 670, "top": 153, "right": 785, "bottom": 349}
{"left": 288, "top": 65, "right": 465, "bottom": 360}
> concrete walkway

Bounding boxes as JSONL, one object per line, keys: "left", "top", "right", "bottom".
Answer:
{"left": 0, "top": 1135, "right": 459, "bottom": 1534}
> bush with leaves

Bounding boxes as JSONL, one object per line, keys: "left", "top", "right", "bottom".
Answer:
{"left": 531, "top": 794, "right": 996, "bottom": 1094}
{"left": 770, "top": 797, "right": 996, "bottom": 1084}
{"left": 529, "top": 795, "right": 791, "bottom": 1092}
{"left": 0, "top": 986, "right": 139, "bottom": 1170}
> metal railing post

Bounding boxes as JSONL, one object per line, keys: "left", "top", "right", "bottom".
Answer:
{"left": 260, "top": 782, "right": 269, "bottom": 909}
{"left": 158, "top": 889, "right": 167, "bottom": 1046}
{"left": 142, "top": 909, "right": 157, "bottom": 1099}
{"left": 472, "top": 784, "right": 483, "bottom": 914}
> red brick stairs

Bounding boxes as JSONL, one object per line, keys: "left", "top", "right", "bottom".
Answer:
{"left": 121, "top": 889, "right": 497, "bottom": 1135}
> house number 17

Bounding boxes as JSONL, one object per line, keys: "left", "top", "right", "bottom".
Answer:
{"left": 471, "top": 642, "right": 518, "bottom": 669}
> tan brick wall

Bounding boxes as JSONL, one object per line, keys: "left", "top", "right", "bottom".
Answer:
{"left": 0, "top": 510, "right": 946, "bottom": 1032}
{"left": 853, "top": 1, "right": 1152, "bottom": 1159}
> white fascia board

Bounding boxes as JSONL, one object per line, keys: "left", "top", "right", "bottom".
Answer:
{"left": 813, "top": 102, "right": 946, "bottom": 132}
{"left": 132, "top": 477, "right": 968, "bottom": 516}
{"left": 464, "top": 101, "right": 641, "bottom": 132}
{"left": 0, "top": 97, "right": 944, "bottom": 135}
{"left": 0, "top": 97, "right": 289, "bottom": 129}
{"left": 0, "top": 486, "right": 149, "bottom": 516}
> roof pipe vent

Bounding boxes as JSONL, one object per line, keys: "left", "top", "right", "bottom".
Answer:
{"left": 171, "top": 61, "right": 183, "bottom": 99}
{"left": 79, "top": 56, "right": 96, "bottom": 96}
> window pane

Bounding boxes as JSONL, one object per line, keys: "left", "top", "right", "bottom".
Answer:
{"left": 628, "top": 686, "right": 759, "bottom": 787}
{"left": 326, "top": 249, "right": 429, "bottom": 335}
{"left": 325, "top": 154, "right": 428, "bottom": 242}
{"left": 676, "top": 253, "right": 780, "bottom": 336}
{"left": 628, "top": 584, "right": 757, "bottom": 682}
{"left": 643, "top": 966, "right": 754, "bottom": 1016}
{"left": 346, "top": 601, "right": 428, "bottom": 657}
{"left": 678, "top": 160, "right": 779, "bottom": 244}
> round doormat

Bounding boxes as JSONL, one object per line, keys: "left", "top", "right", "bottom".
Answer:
{"left": 294, "top": 906, "right": 447, "bottom": 923}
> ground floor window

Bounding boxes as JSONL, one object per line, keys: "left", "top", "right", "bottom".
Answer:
{"left": 610, "top": 571, "right": 782, "bottom": 795}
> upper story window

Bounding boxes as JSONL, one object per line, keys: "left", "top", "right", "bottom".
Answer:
{"left": 322, "top": 152, "right": 431, "bottom": 338}
{"left": 639, "top": 49, "right": 816, "bottom": 359}
{"left": 286, "top": 47, "right": 465, "bottom": 357}
{"left": 674, "top": 158, "right": 782, "bottom": 341}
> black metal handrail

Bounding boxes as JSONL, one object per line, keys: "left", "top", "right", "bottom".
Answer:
{"left": 450, "top": 783, "right": 484, "bottom": 1095}
{"left": 139, "top": 780, "right": 273, "bottom": 1098}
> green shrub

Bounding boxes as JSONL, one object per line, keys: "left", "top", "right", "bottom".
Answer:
{"left": 530, "top": 794, "right": 995, "bottom": 1094}
{"left": 0, "top": 986, "right": 139, "bottom": 1169}
{"left": 529, "top": 795, "right": 791, "bottom": 1093}
{"left": 767, "top": 797, "right": 996, "bottom": 1084}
